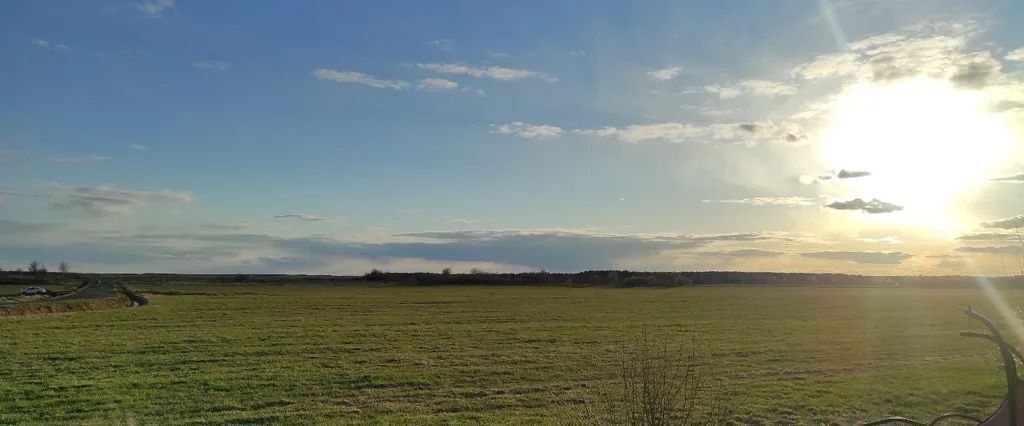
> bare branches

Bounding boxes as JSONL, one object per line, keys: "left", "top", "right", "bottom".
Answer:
{"left": 557, "top": 331, "right": 733, "bottom": 425}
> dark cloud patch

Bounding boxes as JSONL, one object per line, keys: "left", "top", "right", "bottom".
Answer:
{"left": 738, "top": 123, "right": 760, "bottom": 132}
{"left": 801, "top": 251, "right": 913, "bottom": 264}
{"left": 992, "top": 173, "right": 1024, "bottom": 182}
{"left": 982, "top": 215, "right": 1024, "bottom": 230}
{"left": 950, "top": 57, "right": 1001, "bottom": 89}
{"left": 956, "top": 246, "right": 1024, "bottom": 254}
{"left": 826, "top": 198, "right": 903, "bottom": 214}
{"left": 867, "top": 54, "right": 923, "bottom": 83}
{"left": 837, "top": 169, "right": 871, "bottom": 179}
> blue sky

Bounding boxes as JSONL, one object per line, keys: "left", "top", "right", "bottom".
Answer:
{"left": 3, "top": 0, "right": 1024, "bottom": 274}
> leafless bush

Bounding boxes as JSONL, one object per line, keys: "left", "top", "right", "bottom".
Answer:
{"left": 557, "top": 332, "right": 733, "bottom": 425}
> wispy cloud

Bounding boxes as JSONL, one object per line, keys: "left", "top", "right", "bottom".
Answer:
{"left": 274, "top": 213, "right": 327, "bottom": 222}
{"left": 130, "top": 144, "right": 150, "bottom": 151}
{"left": 956, "top": 245, "right": 1024, "bottom": 254}
{"left": 418, "top": 63, "right": 557, "bottom": 83}
{"left": 791, "top": 21, "right": 1007, "bottom": 90}
{"left": 703, "top": 197, "right": 817, "bottom": 207}
{"left": 1006, "top": 47, "right": 1024, "bottom": 62}
{"left": 826, "top": 198, "right": 903, "bottom": 214}
{"left": 416, "top": 77, "right": 459, "bottom": 91}
{"left": 48, "top": 155, "right": 113, "bottom": 164}
{"left": 957, "top": 232, "right": 1016, "bottom": 241}
{"left": 46, "top": 182, "right": 193, "bottom": 215}
{"left": 136, "top": 0, "right": 175, "bottom": 15}
{"left": 193, "top": 61, "right": 229, "bottom": 71}
{"left": 703, "top": 80, "right": 796, "bottom": 99}
{"left": 647, "top": 66, "right": 684, "bottom": 81}
{"left": 426, "top": 39, "right": 455, "bottom": 51}
{"left": 311, "top": 68, "right": 410, "bottom": 90}
{"left": 982, "top": 215, "right": 1024, "bottom": 229}
{"left": 30, "top": 38, "right": 69, "bottom": 51}
{"left": 992, "top": 173, "right": 1024, "bottom": 182}
{"left": 575, "top": 121, "right": 804, "bottom": 146}
{"left": 801, "top": 251, "right": 913, "bottom": 264}
{"left": 491, "top": 122, "right": 564, "bottom": 139}
{"left": 708, "top": 249, "right": 786, "bottom": 257}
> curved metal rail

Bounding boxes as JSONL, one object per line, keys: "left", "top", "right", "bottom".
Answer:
{"left": 862, "top": 306, "right": 1020, "bottom": 426}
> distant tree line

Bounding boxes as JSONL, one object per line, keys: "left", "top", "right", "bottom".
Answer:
{"left": 0, "top": 260, "right": 75, "bottom": 284}
{"left": 362, "top": 269, "right": 1024, "bottom": 289}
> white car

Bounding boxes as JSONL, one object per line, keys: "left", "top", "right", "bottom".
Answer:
{"left": 20, "top": 286, "right": 48, "bottom": 296}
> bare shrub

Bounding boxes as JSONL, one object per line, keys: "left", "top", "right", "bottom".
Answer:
{"left": 557, "top": 332, "right": 733, "bottom": 425}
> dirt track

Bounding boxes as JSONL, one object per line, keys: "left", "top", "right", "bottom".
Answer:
{"left": 60, "top": 281, "right": 115, "bottom": 300}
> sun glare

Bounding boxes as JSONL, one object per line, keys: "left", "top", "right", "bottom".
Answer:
{"left": 819, "top": 78, "right": 1016, "bottom": 229}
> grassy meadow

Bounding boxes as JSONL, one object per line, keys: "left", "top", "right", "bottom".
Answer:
{"left": 1, "top": 283, "right": 1021, "bottom": 424}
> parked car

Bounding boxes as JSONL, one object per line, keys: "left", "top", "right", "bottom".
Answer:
{"left": 20, "top": 286, "right": 48, "bottom": 296}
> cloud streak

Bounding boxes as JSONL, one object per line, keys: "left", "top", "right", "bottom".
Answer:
{"left": 48, "top": 155, "right": 113, "bottom": 164}
{"left": 136, "top": 0, "right": 174, "bottom": 15}
{"left": 491, "top": 122, "right": 564, "bottom": 139}
{"left": 274, "top": 214, "right": 328, "bottom": 222}
{"left": 801, "top": 251, "right": 913, "bottom": 264}
{"left": 703, "top": 80, "right": 797, "bottom": 99}
{"left": 647, "top": 66, "right": 684, "bottom": 81}
{"left": 418, "top": 63, "right": 556, "bottom": 83}
{"left": 981, "top": 215, "right": 1024, "bottom": 230}
{"left": 575, "top": 121, "right": 804, "bottom": 146}
{"left": 703, "top": 197, "right": 817, "bottom": 207}
{"left": 311, "top": 68, "right": 410, "bottom": 90}
{"left": 45, "top": 182, "right": 193, "bottom": 216}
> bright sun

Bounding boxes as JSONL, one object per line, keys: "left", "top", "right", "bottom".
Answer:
{"left": 819, "top": 78, "right": 1016, "bottom": 229}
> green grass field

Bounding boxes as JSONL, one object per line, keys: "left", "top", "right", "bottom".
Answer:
{"left": 1, "top": 284, "right": 1021, "bottom": 424}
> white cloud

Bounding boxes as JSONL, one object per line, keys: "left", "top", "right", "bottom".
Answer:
{"left": 647, "top": 66, "right": 684, "bottom": 81}
{"left": 491, "top": 122, "right": 564, "bottom": 139}
{"left": 31, "top": 38, "right": 69, "bottom": 51}
{"left": 193, "top": 61, "right": 229, "bottom": 71}
{"left": 1007, "top": 47, "right": 1024, "bottom": 62}
{"left": 791, "top": 21, "right": 1007, "bottom": 90}
{"left": 418, "top": 63, "right": 557, "bottom": 83}
{"left": 274, "top": 213, "right": 328, "bottom": 222}
{"left": 130, "top": 144, "right": 150, "bottom": 151}
{"left": 311, "top": 68, "right": 410, "bottom": 90}
{"left": 417, "top": 77, "right": 459, "bottom": 91}
{"left": 48, "top": 155, "right": 113, "bottom": 164}
{"left": 46, "top": 182, "right": 193, "bottom": 215}
{"left": 575, "top": 121, "right": 804, "bottom": 146}
{"left": 703, "top": 197, "right": 817, "bottom": 207}
{"left": 704, "top": 80, "right": 797, "bottom": 99}
{"left": 680, "top": 105, "right": 740, "bottom": 117}
{"left": 136, "top": 0, "right": 175, "bottom": 15}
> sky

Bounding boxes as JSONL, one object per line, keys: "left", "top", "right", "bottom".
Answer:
{"left": 2, "top": 0, "right": 1024, "bottom": 275}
